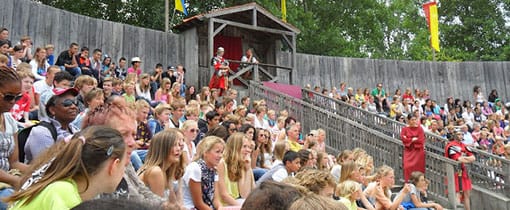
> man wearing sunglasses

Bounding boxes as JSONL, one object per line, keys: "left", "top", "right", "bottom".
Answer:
{"left": 24, "top": 88, "right": 80, "bottom": 163}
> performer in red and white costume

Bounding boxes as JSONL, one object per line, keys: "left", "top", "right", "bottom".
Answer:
{"left": 445, "top": 130, "right": 476, "bottom": 210}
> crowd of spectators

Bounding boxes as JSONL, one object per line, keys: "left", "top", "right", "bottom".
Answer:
{"left": 0, "top": 25, "right": 450, "bottom": 210}
{"left": 306, "top": 82, "right": 510, "bottom": 159}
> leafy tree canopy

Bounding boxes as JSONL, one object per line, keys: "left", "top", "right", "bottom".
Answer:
{"left": 35, "top": 0, "right": 510, "bottom": 61}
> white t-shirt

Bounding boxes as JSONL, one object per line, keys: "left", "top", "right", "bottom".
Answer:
{"left": 272, "top": 167, "right": 289, "bottom": 182}
{"left": 33, "top": 80, "right": 53, "bottom": 95}
{"left": 330, "top": 164, "right": 342, "bottom": 181}
{"left": 254, "top": 117, "right": 269, "bottom": 129}
{"left": 182, "top": 162, "right": 219, "bottom": 209}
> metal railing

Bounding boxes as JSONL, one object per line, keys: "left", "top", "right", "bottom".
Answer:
{"left": 249, "top": 82, "right": 462, "bottom": 208}
{"left": 301, "top": 88, "right": 510, "bottom": 197}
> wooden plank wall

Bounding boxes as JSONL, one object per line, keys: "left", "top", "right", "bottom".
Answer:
{"left": 278, "top": 52, "right": 510, "bottom": 104}
{"left": 0, "top": 0, "right": 187, "bottom": 82}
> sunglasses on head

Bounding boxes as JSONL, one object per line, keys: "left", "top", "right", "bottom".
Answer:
{"left": 60, "top": 98, "right": 78, "bottom": 107}
{"left": 1, "top": 93, "right": 22, "bottom": 102}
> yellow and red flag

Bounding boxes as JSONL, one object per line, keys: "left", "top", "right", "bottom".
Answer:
{"left": 281, "top": 0, "right": 287, "bottom": 22}
{"left": 423, "top": 1, "right": 440, "bottom": 52}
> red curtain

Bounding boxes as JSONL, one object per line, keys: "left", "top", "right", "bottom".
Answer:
{"left": 214, "top": 35, "right": 243, "bottom": 86}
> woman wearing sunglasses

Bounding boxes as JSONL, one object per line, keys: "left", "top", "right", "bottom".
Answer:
{"left": 24, "top": 88, "right": 79, "bottom": 163}
{"left": 181, "top": 120, "right": 198, "bottom": 165}
{"left": 0, "top": 66, "right": 29, "bottom": 210}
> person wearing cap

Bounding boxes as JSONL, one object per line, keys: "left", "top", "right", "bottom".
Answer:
{"left": 38, "top": 71, "right": 74, "bottom": 121}
{"left": 444, "top": 130, "right": 475, "bottom": 210}
{"left": 209, "top": 47, "right": 230, "bottom": 95}
{"left": 161, "top": 65, "right": 177, "bottom": 85}
{"left": 24, "top": 88, "right": 80, "bottom": 163}
{"left": 128, "top": 57, "right": 142, "bottom": 77}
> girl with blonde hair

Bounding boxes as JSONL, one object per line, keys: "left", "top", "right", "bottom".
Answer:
{"left": 217, "top": 132, "right": 255, "bottom": 206}
{"left": 336, "top": 180, "right": 362, "bottom": 210}
{"left": 198, "top": 86, "right": 211, "bottom": 104}
{"left": 138, "top": 129, "right": 185, "bottom": 205}
{"left": 155, "top": 78, "right": 172, "bottom": 104}
{"left": 182, "top": 136, "right": 225, "bottom": 210}
{"left": 181, "top": 120, "right": 199, "bottom": 165}
{"left": 272, "top": 140, "right": 289, "bottom": 168}
{"left": 364, "top": 165, "right": 410, "bottom": 210}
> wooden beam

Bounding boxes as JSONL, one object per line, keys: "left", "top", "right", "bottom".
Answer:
{"left": 204, "top": 4, "right": 256, "bottom": 19}
{"left": 213, "top": 18, "right": 294, "bottom": 36}
{"left": 281, "top": 34, "right": 293, "bottom": 51}
{"left": 213, "top": 23, "right": 227, "bottom": 37}
{"left": 252, "top": 8, "right": 257, "bottom": 26}
{"left": 229, "top": 66, "right": 253, "bottom": 81}
{"left": 258, "top": 66, "right": 275, "bottom": 80}
{"left": 291, "top": 34, "right": 296, "bottom": 85}
{"left": 269, "top": 77, "right": 278, "bottom": 82}
{"left": 208, "top": 19, "right": 214, "bottom": 84}
{"left": 253, "top": 4, "right": 301, "bottom": 33}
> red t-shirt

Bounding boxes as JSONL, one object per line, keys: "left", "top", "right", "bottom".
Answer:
{"left": 10, "top": 93, "right": 31, "bottom": 121}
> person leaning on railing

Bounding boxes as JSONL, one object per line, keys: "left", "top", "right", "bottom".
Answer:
{"left": 444, "top": 130, "right": 475, "bottom": 210}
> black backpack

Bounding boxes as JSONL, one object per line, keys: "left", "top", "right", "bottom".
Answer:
{"left": 17, "top": 121, "right": 57, "bottom": 163}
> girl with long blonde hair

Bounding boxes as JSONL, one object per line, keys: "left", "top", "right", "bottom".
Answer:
{"left": 217, "top": 132, "right": 255, "bottom": 206}
{"left": 138, "top": 129, "right": 185, "bottom": 204}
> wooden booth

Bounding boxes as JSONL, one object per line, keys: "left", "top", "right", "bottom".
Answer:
{"left": 174, "top": 2, "right": 300, "bottom": 89}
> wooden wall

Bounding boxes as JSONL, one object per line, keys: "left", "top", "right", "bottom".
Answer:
{"left": 0, "top": 0, "right": 187, "bottom": 81}
{"left": 278, "top": 52, "right": 510, "bottom": 103}
{"left": 5, "top": 0, "right": 510, "bottom": 101}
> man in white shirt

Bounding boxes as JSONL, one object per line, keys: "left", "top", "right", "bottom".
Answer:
{"left": 33, "top": 65, "right": 60, "bottom": 96}
{"left": 256, "top": 151, "right": 301, "bottom": 185}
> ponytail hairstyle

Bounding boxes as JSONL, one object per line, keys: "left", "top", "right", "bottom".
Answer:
{"left": 409, "top": 171, "right": 425, "bottom": 186}
{"left": 7, "top": 126, "right": 126, "bottom": 206}
{"left": 139, "top": 129, "right": 185, "bottom": 181}
{"left": 224, "top": 132, "right": 249, "bottom": 181}
{"left": 273, "top": 140, "right": 288, "bottom": 162}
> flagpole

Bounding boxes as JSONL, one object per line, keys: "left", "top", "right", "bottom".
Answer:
{"left": 165, "top": 0, "right": 169, "bottom": 32}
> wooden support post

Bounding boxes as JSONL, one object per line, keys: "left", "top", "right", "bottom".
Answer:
{"left": 208, "top": 19, "right": 214, "bottom": 82}
{"left": 253, "top": 64, "right": 260, "bottom": 83}
{"left": 445, "top": 163, "right": 458, "bottom": 210}
{"left": 291, "top": 34, "right": 296, "bottom": 85}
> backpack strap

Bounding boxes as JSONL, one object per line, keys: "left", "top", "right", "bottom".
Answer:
{"left": 37, "top": 121, "right": 58, "bottom": 142}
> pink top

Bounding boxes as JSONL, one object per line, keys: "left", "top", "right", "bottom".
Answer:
{"left": 127, "top": 67, "right": 142, "bottom": 76}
